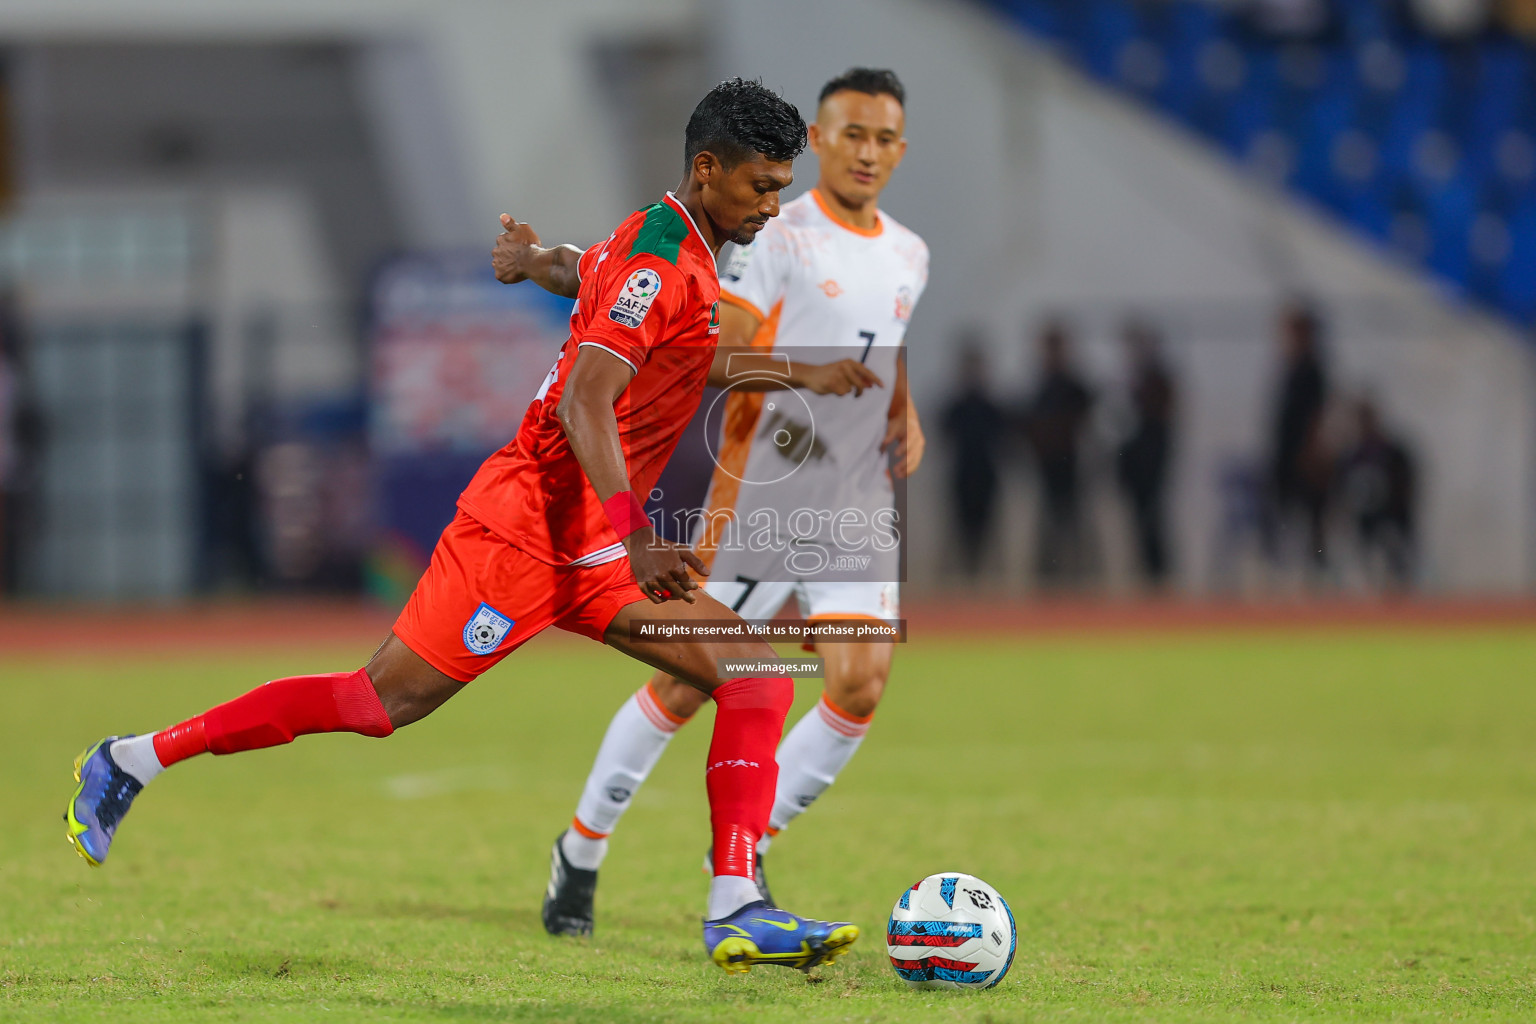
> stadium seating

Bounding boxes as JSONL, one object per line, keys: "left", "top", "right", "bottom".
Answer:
{"left": 985, "top": 0, "right": 1536, "bottom": 323}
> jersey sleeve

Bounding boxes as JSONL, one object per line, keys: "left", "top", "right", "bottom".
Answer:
{"left": 575, "top": 239, "right": 606, "bottom": 282}
{"left": 575, "top": 254, "right": 688, "bottom": 372}
{"left": 899, "top": 237, "right": 931, "bottom": 346}
{"left": 718, "top": 220, "right": 793, "bottom": 322}
{"left": 913, "top": 238, "right": 931, "bottom": 302}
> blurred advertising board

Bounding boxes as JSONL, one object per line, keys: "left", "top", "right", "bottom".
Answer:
{"left": 368, "top": 252, "right": 572, "bottom": 599}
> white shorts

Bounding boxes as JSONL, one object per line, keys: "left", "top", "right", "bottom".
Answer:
{"left": 696, "top": 514, "right": 900, "bottom": 626}
{"left": 703, "top": 577, "right": 899, "bottom": 623}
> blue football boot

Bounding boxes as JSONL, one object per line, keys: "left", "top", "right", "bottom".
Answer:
{"left": 703, "top": 900, "right": 859, "bottom": 974}
{"left": 64, "top": 737, "right": 143, "bottom": 867}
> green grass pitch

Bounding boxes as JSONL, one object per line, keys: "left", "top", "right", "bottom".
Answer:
{"left": 4, "top": 624, "right": 1536, "bottom": 1022}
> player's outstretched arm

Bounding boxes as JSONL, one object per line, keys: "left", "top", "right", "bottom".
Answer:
{"left": 706, "top": 301, "right": 883, "bottom": 395}
{"left": 493, "top": 214, "right": 582, "bottom": 299}
{"left": 556, "top": 345, "right": 710, "bottom": 603}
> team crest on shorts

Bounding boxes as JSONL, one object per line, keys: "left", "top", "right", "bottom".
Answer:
{"left": 610, "top": 268, "right": 662, "bottom": 328}
{"left": 463, "top": 602, "right": 514, "bottom": 655}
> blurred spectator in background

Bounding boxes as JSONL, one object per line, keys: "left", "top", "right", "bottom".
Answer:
{"left": 941, "top": 336, "right": 1005, "bottom": 579}
{"left": 0, "top": 299, "right": 40, "bottom": 596}
{"left": 1021, "top": 319, "right": 1094, "bottom": 590}
{"left": 1267, "top": 302, "right": 1331, "bottom": 573}
{"left": 1336, "top": 396, "right": 1417, "bottom": 591}
{"left": 1410, "top": 0, "right": 1492, "bottom": 37}
{"left": 1114, "top": 319, "right": 1177, "bottom": 589}
{"left": 0, "top": 321, "right": 14, "bottom": 592}
{"left": 199, "top": 414, "right": 262, "bottom": 594}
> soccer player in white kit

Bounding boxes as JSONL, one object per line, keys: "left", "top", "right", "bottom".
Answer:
{"left": 543, "top": 69, "right": 928, "bottom": 935}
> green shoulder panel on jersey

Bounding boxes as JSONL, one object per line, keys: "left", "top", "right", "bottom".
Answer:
{"left": 626, "top": 203, "right": 690, "bottom": 265}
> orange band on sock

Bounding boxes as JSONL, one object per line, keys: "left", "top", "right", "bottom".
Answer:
{"left": 820, "top": 692, "right": 874, "bottom": 725}
{"left": 765, "top": 826, "right": 780, "bottom": 838}
{"left": 570, "top": 817, "right": 609, "bottom": 840}
{"left": 637, "top": 680, "right": 692, "bottom": 730}
{"left": 817, "top": 692, "right": 873, "bottom": 738}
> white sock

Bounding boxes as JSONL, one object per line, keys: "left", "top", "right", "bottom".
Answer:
{"left": 767, "top": 694, "right": 871, "bottom": 837}
{"left": 109, "top": 735, "right": 165, "bottom": 786}
{"left": 567, "top": 684, "right": 687, "bottom": 869}
{"left": 560, "top": 829, "right": 607, "bottom": 871}
{"left": 755, "top": 832, "right": 774, "bottom": 856}
{"left": 708, "top": 873, "right": 763, "bottom": 920}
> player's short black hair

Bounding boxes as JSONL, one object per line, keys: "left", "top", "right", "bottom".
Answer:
{"left": 684, "top": 78, "right": 807, "bottom": 170}
{"left": 818, "top": 67, "right": 906, "bottom": 108}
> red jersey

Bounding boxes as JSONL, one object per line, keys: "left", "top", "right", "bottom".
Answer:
{"left": 458, "top": 192, "right": 722, "bottom": 566}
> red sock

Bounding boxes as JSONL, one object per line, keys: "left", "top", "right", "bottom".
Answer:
{"left": 706, "top": 676, "right": 793, "bottom": 879}
{"left": 151, "top": 668, "right": 393, "bottom": 767}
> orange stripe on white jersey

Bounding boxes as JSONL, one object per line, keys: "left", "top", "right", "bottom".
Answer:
{"left": 719, "top": 289, "right": 767, "bottom": 322}
{"left": 695, "top": 300, "right": 782, "bottom": 572}
{"left": 810, "top": 187, "right": 885, "bottom": 238}
{"left": 816, "top": 692, "right": 873, "bottom": 739}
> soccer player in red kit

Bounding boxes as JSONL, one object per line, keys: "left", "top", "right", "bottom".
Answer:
{"left": 64, "top": 79, "right": 859, "bottom": 974}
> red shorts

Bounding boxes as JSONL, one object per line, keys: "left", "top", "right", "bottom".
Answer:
{"left": 393, "top": 510, "right": 648, "bottom": 683}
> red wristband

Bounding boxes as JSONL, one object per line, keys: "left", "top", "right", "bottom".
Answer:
{"left": 602, "top": 490, "right": 651, "bottom": 540}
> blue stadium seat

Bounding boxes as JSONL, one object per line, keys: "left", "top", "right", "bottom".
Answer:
{"left": 1219, "top": 45, "right": 1280, "bottom": 153}
{"left": 1344, "top": 192, "right": 1394, "bottom": 242}
{"left": 1500, "top": 198, "right": 1536, "bottom": 319}
{"left": 1461, "top": 45, "right": 1529, "bottom": 180}
{"left": 1072, "top": 0, "right": 1143, "bottom": 83}
{"left": 995, "top": 0, "right": 1063, "bottom": 42}
{"left": 1336, "top": 0, "right": 1402, "bottom": 43}
{"left": 1150, "top": 1, "right": 1224, "bottom": 123}
{"left": 983, "top": 0, "right": 1536, "bottom": 323}
{"left": 1422, "top": 176, "right": 1478, "bottom": 288}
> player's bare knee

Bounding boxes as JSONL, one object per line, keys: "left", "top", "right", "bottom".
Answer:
{"left": 825, "top": 663, "right": 888, "bottom": 719}
{"left": 828, "top": 679, "right": 885, "bottom": 719}
{"left": 366, "top": 637, "right": 466, "bottom": 729}
{"left": 370, "top": 677, "right": 443, "bottom": 730}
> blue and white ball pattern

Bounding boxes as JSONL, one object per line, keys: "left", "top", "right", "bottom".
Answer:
{"left": 886, "top": 872, "right": 1016, "bottom": 990}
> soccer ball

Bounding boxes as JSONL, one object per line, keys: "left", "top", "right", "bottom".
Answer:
{"left": 886, "top": 872, "right": 1016, "bottom": 990}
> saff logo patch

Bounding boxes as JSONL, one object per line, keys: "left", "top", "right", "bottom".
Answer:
{"left": 708, "top": 301, "right": 720, "bottom": 336}
{"left": 625, "top": 268, "right": 660, "bottom": 298}
{"left": 610, "top": 268, "right": 662, "bottom": 328}
{"left": 463, "top": 602, "right": 514, "bottom": 655}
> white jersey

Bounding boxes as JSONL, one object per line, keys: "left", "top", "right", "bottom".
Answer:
{"left": 695, "top": 189, "right": 928, "bottom": 593}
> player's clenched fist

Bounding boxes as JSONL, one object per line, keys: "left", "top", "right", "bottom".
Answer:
{"left": 622, "top": 529, "right": 711, "bottom": 603}
{"left": 493, "top": 214, "right": 543, "bottom": 284}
